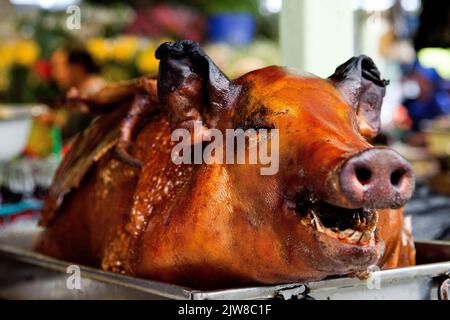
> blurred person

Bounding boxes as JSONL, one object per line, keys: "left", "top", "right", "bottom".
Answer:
{"left": 401, "top": 60, "right": 450, "bottom": 132}
{"left": 51, "top": 47, "right": 104, "bottom": 93}
{"left": 50, "top": 46, "right": 105, "bottom": 141}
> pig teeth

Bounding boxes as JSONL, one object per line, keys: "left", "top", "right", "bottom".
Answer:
{"left": 339, "top": 228, "right": 355, "bottom": 239}
{"left": 349, "top": 231, "right": 363, "bottom": 242}
{"left": 366, "top": 211, "right": 379, "bottom": 232}
{"left": 310, "top": 211, "right": 324, "bottom": 232}
{"left": 359, "top": 231, "right": 373, "bottom": 244}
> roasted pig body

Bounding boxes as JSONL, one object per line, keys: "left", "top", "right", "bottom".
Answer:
{"left": 36, "top": 41, "right": 415, "bottom": 289}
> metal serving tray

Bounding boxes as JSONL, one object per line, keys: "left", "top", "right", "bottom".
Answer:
{"left": 0, "top": 229, "right": 449, "bottom": 300}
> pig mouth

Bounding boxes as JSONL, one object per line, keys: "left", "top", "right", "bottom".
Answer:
{"left": 295, "top": 197, "right": 378, "bottom": 246}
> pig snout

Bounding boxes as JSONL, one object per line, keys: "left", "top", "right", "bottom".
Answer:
{"left": 339, "top": 148, "right": 414, "bottom": 209}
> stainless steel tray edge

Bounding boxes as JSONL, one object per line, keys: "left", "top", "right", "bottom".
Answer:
{"left": 0, "top": 242, "right": 194, "bottom": 300}
{"left": 1, "top": 235, "right": 450, "bottom": 300}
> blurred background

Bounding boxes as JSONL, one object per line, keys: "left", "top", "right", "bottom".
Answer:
{"left": 0, "top": 0, "right": 449, "bottom": 241}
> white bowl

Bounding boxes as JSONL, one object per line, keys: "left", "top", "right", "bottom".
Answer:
{"left": 0, "top": 105, "right": 38, "bottom": 162}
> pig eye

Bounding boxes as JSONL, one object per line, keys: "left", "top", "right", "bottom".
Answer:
{"left": 240, "top": 105, "right": 275, "bottom": 130}
{"left": 241, "top": 122, "right": 275, "bottom": 131}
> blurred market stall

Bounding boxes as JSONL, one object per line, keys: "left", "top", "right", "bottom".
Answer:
{"left": 0, "top": 0, "right": 281, "bottom": 227}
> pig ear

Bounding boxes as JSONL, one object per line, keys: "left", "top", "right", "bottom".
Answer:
{"left": 155, "top": 40, "right": 231, "bottom": 133}
{"left": 329, "top": 55, "right": 389, "bottom": 138}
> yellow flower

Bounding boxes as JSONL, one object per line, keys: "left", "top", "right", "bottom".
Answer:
{"left": 136, "top": 47, "right": 159, "bottom": 74}
{"left": 0, "top": 43, "right": 15, "bottom": 69}
{"left": 87, "top": 37, "right": 112, "bottom": 62}
{"left": 14, "top": 40, "right": 40, "bottom": 66}
{"left": 112, "top": 36, "right": 138, "bottom": 62}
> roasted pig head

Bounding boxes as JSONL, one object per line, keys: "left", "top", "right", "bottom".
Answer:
{"left": 36, "top": 41, "right": 415, "bottom": 289}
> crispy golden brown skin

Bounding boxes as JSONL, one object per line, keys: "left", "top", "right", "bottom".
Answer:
{"left": 36, "top": 41, "right": 415, "bottom": 289}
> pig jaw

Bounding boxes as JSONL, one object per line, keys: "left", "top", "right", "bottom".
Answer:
{"left": 280, "top": 196, "right": 384, "bottom": 275}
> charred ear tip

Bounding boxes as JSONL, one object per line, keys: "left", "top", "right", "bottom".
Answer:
{"left": 358, "top": 55, "right": 390, "bottom": 87}
{"left": 336, "top": 55, "right": 388, "bottom": 88}
{"left": 155, "top": 40, "right": 201, "bottom": 60}
{"left": 357, "top": 54, "right": 373, "bottom": 62}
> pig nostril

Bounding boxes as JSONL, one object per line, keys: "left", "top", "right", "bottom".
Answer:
{"left": 355, "top": 167, "right": 372, "bottom": 185}
{"left": 390, "top": 168, "right": 406, "bottom": 187}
